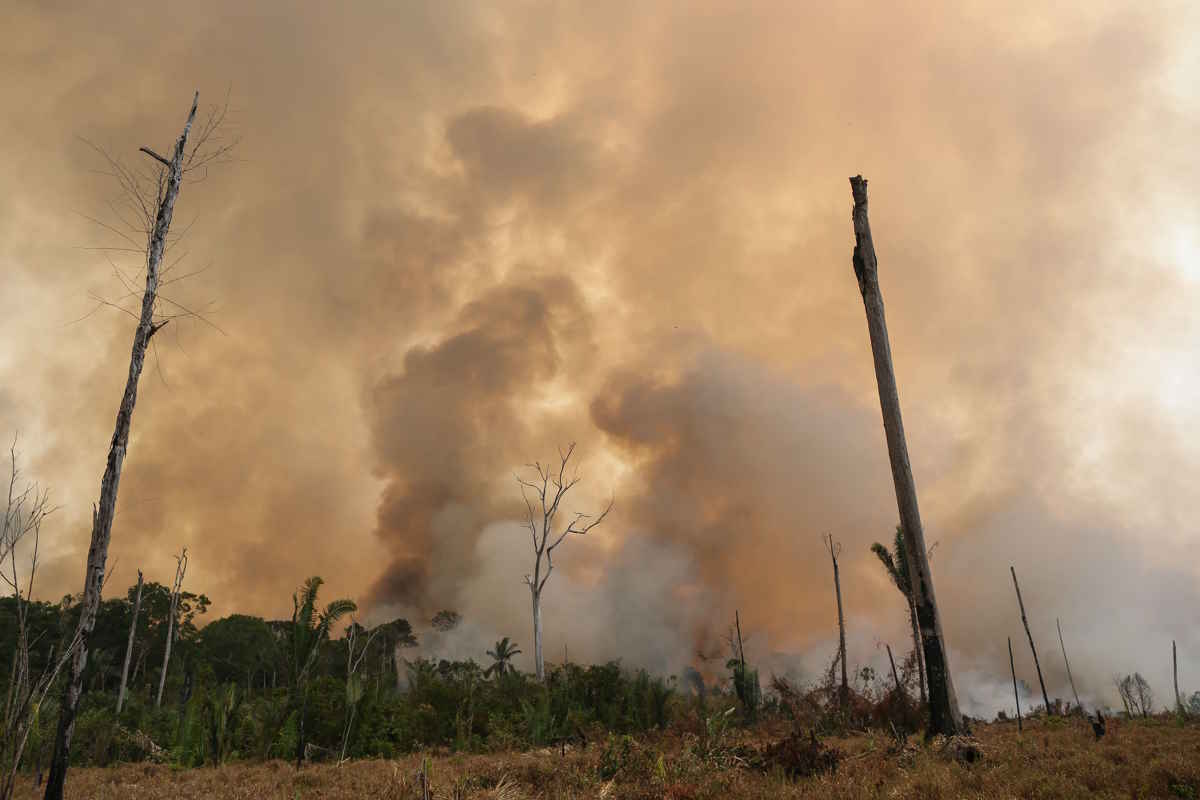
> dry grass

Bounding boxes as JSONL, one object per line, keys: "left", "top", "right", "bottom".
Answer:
{"left": 13, "top": 716, "right": 1200, "bottom": 799}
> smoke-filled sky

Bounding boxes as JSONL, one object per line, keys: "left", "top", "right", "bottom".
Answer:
{"left": 4, "top": 0, "right": 1200, "bottom": 715}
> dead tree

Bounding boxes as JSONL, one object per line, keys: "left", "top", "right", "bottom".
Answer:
{"left": 115, "top": 569, "right": 143, "bottom": 714}
{"left": 886, "top": 644, "right": 902, "bottom": 694}
{"left": 1174, "top": 640, "right": 1183, "bottom": 715}
{"left": 45, "top": 91, "right": 233, "bottom": 800}
{"left": 735, "top": 610, "right": 746, "bottom": 672}
{"left": 515, "top": 443, "right": 612, "bottom": 681}
{"left": 824, "top": 533, "right": 849, "bottom": 708}
{"left": 1008, "top": 636, "right": 1022, "bottom": 733}
{"left": 339, "top": 620, "right": 380, "bottom": 764}
{"left": 1009, "top": 566, "right": 1051, "bottom": 714}
{"left": 848, "top": 175, "right": 964, "bottom": 735}
{"left": 1117, "top": 673, "right": 1153, "bottom": 717}
{"left": 2, "top": 439, "right": 52, "bottom": 731}
{"left": 0, "top": 441, "right": 71, "bottom": 800}
{"left": 1056, "top": 618, "right": 1082, "bottom": 714}
{"left": 155, "top": 548, "right": 188, "bottom": 707}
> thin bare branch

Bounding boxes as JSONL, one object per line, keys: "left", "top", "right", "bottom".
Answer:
{"left": 138, "top": 147, "right": 171, "bottom": 168}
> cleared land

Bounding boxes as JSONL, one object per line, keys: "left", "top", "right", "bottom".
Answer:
{"left": 14, "top": 716, "right": 1200, "bottom": 799}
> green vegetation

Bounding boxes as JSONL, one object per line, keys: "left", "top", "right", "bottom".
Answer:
{"left": 5, "top": 570, "right": 1196, "bottom": 799}
{"left": 0, "top": 576, "right": 684, "bottom": 772}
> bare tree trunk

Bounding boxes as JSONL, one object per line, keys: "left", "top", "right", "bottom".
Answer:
{"left": 1008, "top": 636, "right": 1022, "bottom": 733}
{"left": 1056, "top": 617, "right": 1081, "bottom": 714}
{"left": 156, "top": 604, "right": 177, "bottom": 709}
{"left": 156, "top": 549, "right": 187, "bottom": 708}
{"left": 1009, "top": 567, "right": 1051, "bottom": 715}
{"left": 825, "top": 534, "right": 848, "bottom": 708}
{"left": 886, "top": 643, "right": 902, "bottom": 694}
{"left": 44, "top": 92, "right": 198, "bottom": 800}
{"left": 531, "top": 588, "right": 544, "bottom": 681}
{"left": 1174, "top": 640, "right": 1183, "bottom": 715}
{"left": 848, "top": 176, "right": 964, "bottom": 736}
{"left": 116, "top": 570, "right": 143, "bottom": 714}
{"left": 908, "top": 593, "right": 927, "bottom": 705}
{"left": 735, "top": 610, "right": 745, "bottom": 667}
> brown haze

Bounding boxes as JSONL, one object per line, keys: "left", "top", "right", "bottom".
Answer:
{"left": 3, "top": 0, "right": 1200, "bottom": 714}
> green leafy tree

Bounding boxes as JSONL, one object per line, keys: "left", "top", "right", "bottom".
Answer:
{"left": 871, "top": 526, "right": 926, "bottom": 704}
{"left": 198, "top": 615, "right": 278, "bottom": 688}
{"left": 484, "top": 638, "right": 521, "bottom": 678}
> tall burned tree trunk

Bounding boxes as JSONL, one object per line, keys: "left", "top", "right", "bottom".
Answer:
{"left": 1010, "top": 567, "right": 1051, "bottom": 714}
{"left": 849, "top": 176, "right": 964, "bottom": 735}
{"left": 825, "top": 534, "right": 848, "bottom": 708}
{"left": 156, "top": 549, "right": 188, "bottom": 707}
{"left": 1056, "top": 618, "right": 1081, "bottom": 713}
{"left": 44, "top": 93, "right": 199, "bottom": 800}
{"left": 116, "top": 570, "right": 143, "bottom": 714}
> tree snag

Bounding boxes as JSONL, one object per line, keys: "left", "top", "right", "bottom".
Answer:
{"left": 824, "top": 533, "right": 849, "bottom": 709}
{"left": 516, "top": 443, "right": 612, "bottom": 681}
{"left": 115, "top": 569, "right": 143, "bottom": 714}
{"left": 1174, "top": 639, "right": 1183, "bottom": 716}
{"left": 886, "top": 643, "right": 902, "bottom": 694}
{"left": 1008, "top": 636, "right": 1022, "bottom": 733}
{"left": 1009, "top": 566, "right": 1051, "bottom": 715}
{"left": 156, "top": 548, "right": 188, "bottom": 707}
{"left": 44, "top": 92, "right": 200, "bottom": 800}
{"left": 1056, "top": 617, "right": 1082, "bottom": 714}
{"left": 848, "top": 175, "right": 964, "bottom": 736}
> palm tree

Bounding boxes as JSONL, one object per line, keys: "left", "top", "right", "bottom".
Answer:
{"left": 288, "top": 577, "right": 356, "bottom": 767}
{"left": 870, "top": 526, "right": 925, "bottom": 705}
{"left": 485, "top": 637, "right": 521, "bottom": 678}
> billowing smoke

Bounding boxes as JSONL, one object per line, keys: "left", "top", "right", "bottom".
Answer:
{"left": 3, "top": 0, "right": 1200, "bottom": 714}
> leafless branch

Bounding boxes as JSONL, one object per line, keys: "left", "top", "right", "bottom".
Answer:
{"left": 515, "top": 442, "right": 612, "bottom": 680}
{"left": 138, "top": 147, "right": 171, "bottom": 168}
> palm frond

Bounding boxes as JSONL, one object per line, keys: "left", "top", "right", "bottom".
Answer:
{"left": 296, "top": 576, "right": 323, "bottom": 631}
{"left": 870, "top": 542, "right": 898, "bottom": 581}
{"left": 318, "top": 599, "right": 357, "bottom": 636}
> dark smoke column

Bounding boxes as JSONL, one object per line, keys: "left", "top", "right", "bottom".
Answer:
{"left": 847, "top": 175, "right": 965, "bottom": 736}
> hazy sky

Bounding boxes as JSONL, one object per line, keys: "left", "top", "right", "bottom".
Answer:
{"left": 3, "top": 0, "right": 1200, "bottom": 714}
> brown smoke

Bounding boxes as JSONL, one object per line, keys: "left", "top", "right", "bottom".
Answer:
{"left": 2, "top": 0, "right": 1200, "bottom": 710}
